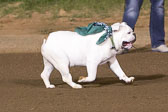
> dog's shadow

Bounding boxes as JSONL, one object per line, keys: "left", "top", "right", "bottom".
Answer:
{"left": 12, "top": 74, "right": 167, "bottom": 88}
{"left": 12, "top": 79, "right": 45, "bottom": 88}
{"left": 78, "top": 74, "right": 167, "bottom": 87}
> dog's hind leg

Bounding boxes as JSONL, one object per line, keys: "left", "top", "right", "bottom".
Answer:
{"left": 52, "top": 60, "right": 82, "bottom": 89}
{"left": 41, "top": 57, "right": 55, "bottom": 88}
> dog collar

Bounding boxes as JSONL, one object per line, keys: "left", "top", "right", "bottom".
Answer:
{"left": 110, "top": 35, "right": 116, "bottom": 50}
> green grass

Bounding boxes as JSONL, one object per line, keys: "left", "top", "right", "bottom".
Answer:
{"left": 0, "top": 0, "right": 167, "bottom": 18}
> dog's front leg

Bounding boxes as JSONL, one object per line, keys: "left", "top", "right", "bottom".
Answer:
{"left": 109, "top": 57, "right": 134, "bottom": 83}
{"left": 78, "top": 62, "right": 98, "bottom": 83}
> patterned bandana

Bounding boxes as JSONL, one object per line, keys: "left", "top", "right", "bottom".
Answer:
{"left": 75, "top": 22, "right": 113, "bottom": 45}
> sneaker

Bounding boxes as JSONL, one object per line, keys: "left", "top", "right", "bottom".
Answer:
{"left": 152, "top": 45, "right": 168, "bottom": 53}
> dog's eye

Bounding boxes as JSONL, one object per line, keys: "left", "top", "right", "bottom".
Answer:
{"left": 128, "top": 32, "right": 131, "bottom": 34}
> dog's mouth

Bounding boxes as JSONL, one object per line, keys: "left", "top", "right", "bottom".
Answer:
{"left": 122, "top": 40, "right": 135, "bottom": 50}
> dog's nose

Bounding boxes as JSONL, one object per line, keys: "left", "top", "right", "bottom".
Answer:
{"left": 133, "top": 32, "right": 136, "bottom": 40}
{"left": 132, "top": 32, "right": 136, "bottom": 43}
{"left": 133, "top": 32, "right": 136, "bottom": 38}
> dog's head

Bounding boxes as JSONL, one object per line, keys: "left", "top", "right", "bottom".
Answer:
{"left": 111, "top": 22, "right": 136, "bottom": 51}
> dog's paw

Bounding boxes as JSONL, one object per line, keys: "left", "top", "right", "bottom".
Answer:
{"left": 72, "top": 84, "right": 82, "bottom": 89}
{"left": 78, "top": 76, "right": 87, "bottom": 83}
{"left": 125, "top": 77, "right": 135, "bottom": 83}
{"left": 46, "top": 84, "right": 55, "bottom": 88}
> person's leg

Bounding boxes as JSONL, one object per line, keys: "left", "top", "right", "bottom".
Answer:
{"left": 123, "top": 0, "right": 143, "bottom": 30}
{"left": 150, "top": 0, "right": 165, "bottom": 48}
{"left": 150, "top": 0, "right": 168, "bottom": 52}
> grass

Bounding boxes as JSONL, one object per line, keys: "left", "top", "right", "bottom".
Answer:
{"left": 0, "top": 0, "right": 167, "bottom": 18}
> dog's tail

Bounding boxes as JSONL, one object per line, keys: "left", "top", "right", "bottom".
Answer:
{"left": 42, "top": 39, "right": 46, "bottom": 47}
{"left": 41, "top": 39, "right": 46, "bottom": 54}
{"left": 43, "top": 39, "right": 46, "bottom": 45}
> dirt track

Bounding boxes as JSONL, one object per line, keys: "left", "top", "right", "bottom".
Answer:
{"left": 0, "top": 13, "right": 168, "bottom": 112}
{"left": 0, "top": 51, "right": 168, "bottom": 112}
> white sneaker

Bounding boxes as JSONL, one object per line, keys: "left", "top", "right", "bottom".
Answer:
{"left": 152, "top": 45, "right": 168, "bottom": 53}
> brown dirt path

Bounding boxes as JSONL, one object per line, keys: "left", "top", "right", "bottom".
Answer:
{"left": 0, "top": 14, "right": 168, "bottom": 112}
{"left": 0, "top": 52, "right": 168, "bottom": 112}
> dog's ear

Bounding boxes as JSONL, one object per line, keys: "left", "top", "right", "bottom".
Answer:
{"left": 121, "top": 22, "right": 127, "bottom": 26}
{"left": 111, "top": 23, "right": 120, "bottom": 32}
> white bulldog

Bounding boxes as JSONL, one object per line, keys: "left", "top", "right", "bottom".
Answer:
{"left": 40, "top": 22, "right": 136, "bottom": 89}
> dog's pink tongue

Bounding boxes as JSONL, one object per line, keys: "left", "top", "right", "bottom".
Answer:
{"left": 125, "top": 43, "right": 132, "bottom": 49}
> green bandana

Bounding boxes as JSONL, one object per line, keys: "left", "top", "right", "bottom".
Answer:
{"left": 75, "top": 22, "right": 113, "bottom": 45}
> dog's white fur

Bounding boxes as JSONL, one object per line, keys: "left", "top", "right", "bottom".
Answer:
{"left": 40, "top": 22, "right": 136, "bottom": 89}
